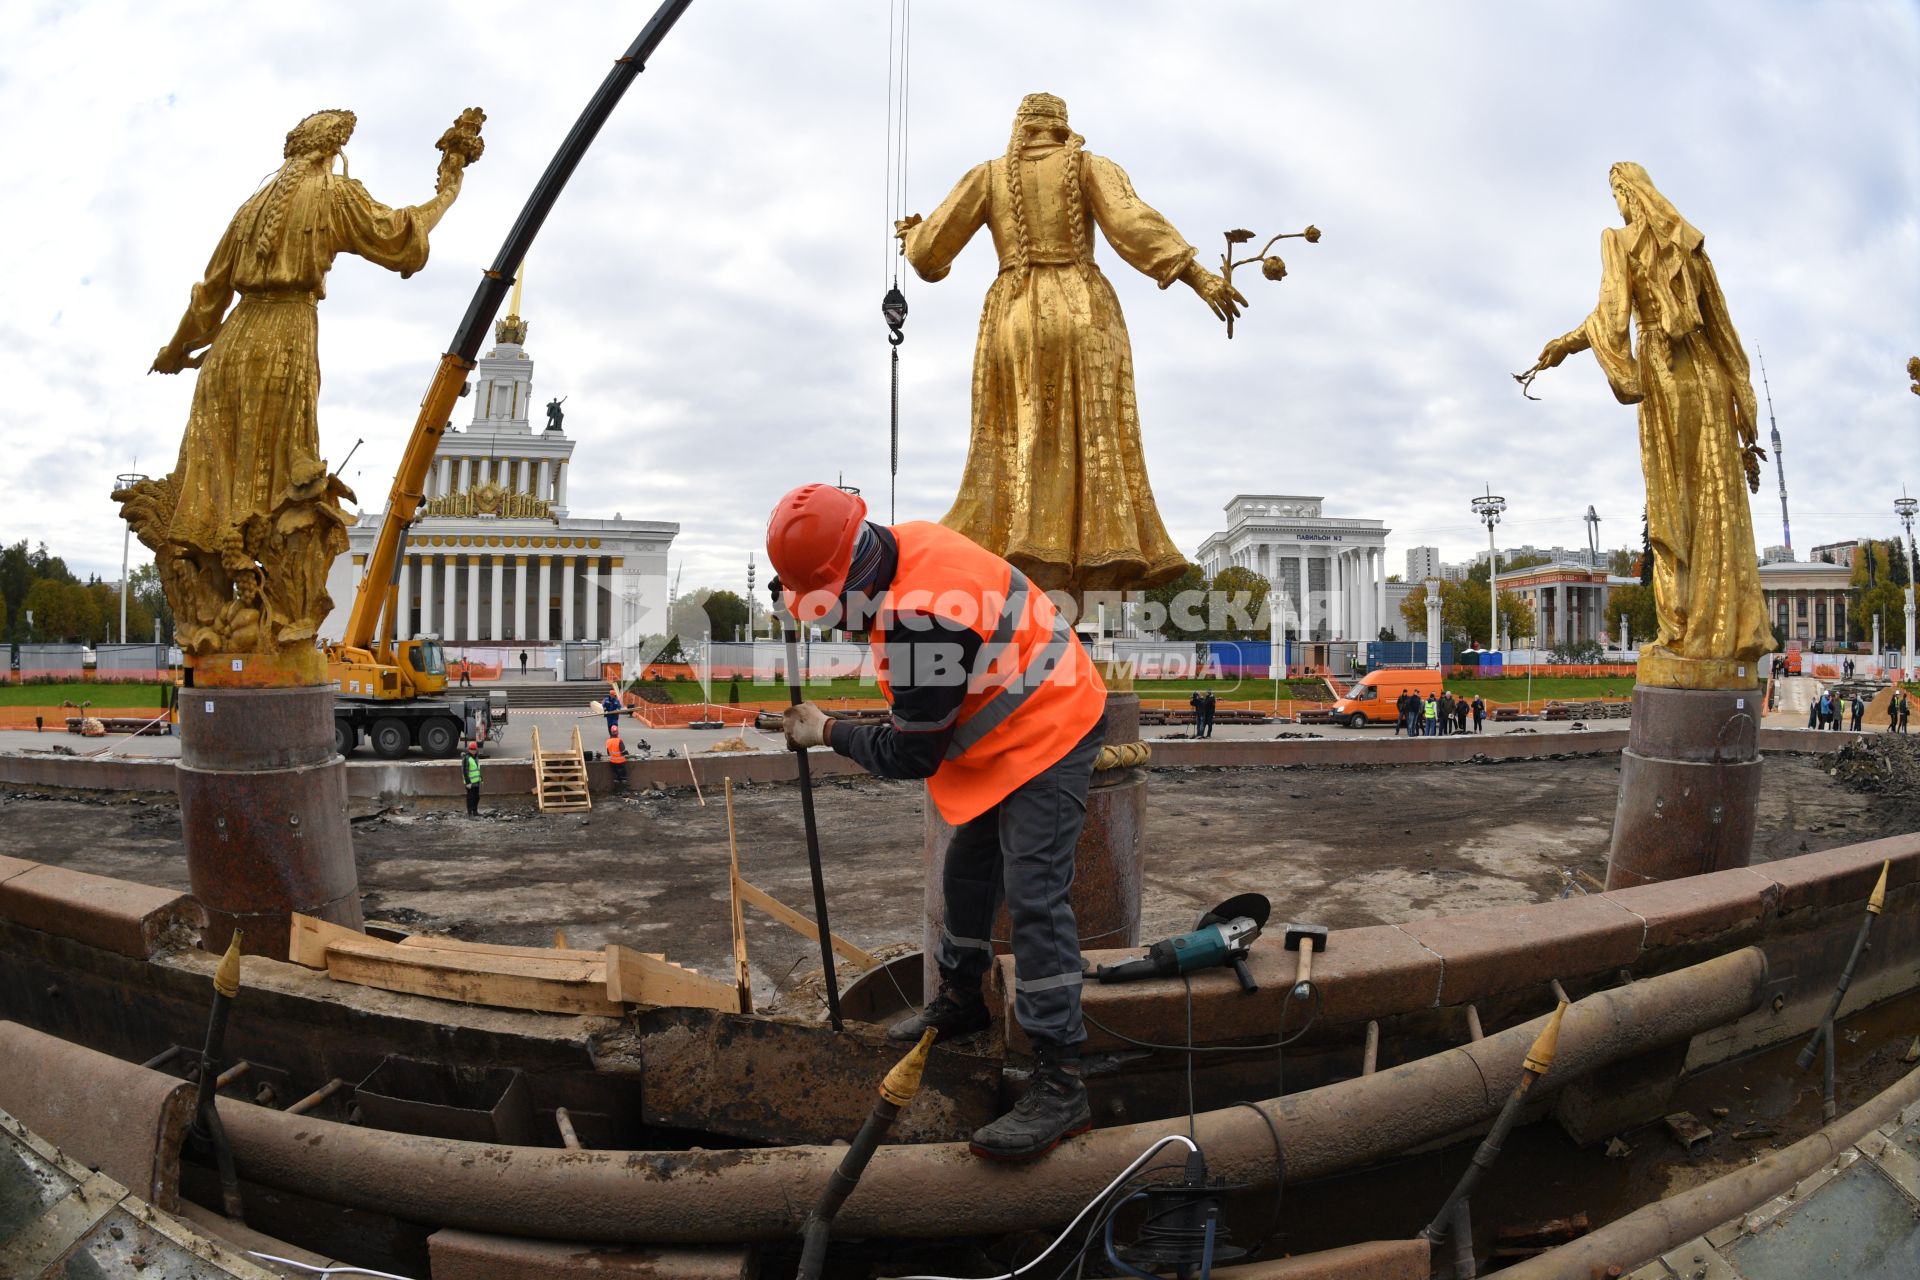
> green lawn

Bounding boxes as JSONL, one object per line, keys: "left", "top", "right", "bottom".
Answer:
{"left": 0, "top": 682, "right": 168, "bottom": 708}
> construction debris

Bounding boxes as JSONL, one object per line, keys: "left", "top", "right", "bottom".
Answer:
{"left": 1826, "top": 735, "right": 1920, "bottom": 820}
{"left": 703, "top": 735, "right": 757, "bottom": 754}
{"left": 1663, "top": 1110, "right": 1714, "bottom": 1149}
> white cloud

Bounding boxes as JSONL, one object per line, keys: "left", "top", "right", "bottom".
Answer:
{"left": 1, "top": 0, "right": 1915, "bottom": 597}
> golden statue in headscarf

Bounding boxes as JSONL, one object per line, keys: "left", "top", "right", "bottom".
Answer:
{"left": 896, "top": 93, "right": 1245, "bottom": 598}
{"left": 115, "top": 107, "right": 483, "bottom": 673}
{"left": 1519, "top": 162, "right": 1774, "bottom": 689}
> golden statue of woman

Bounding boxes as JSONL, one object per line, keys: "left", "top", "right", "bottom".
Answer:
{"left": 896, "top": 93, "right": 1244, "bottom": 598}
{"left": 116, "top": 107, "right": 482, "bottom": 667}
{"left": 1520, "top": 162, "right": 1774, "bottom": 688}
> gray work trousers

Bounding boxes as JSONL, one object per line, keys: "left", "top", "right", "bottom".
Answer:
{"left": 934, "top": 715, "right": 1105, "bottom": 1050}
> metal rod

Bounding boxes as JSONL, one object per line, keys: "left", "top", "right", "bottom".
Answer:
{"left": 1796, "top": 862, "right": 1888, "bottom": 1070}
{"left": 555, "top": 1107, "right": 583, "bottom": 1151}
{"left": 783, "top": 619, "right": 843, "bottom": 1032}
{"left": 1422, "top": 1003, "right": 1567, "bottom": 1242}
{"left": 1822, "top": 1021, "right": 1838, "bottom": 1121}
{"left": 192, "top": 933, "right": 245, "bottom": 1219}
{"left": 1362, "top": 1020, "right": 1379, "bottom": 1076}
{"left": 1549, "top": 979, "right": 1570, "bottom": 1005}
{"left": 215, "top": 1061, "right": 253, "bottom": 1089}
{"left": 798, "top": 1031, "right": 935, "bottom": 1280}
{"left": 1451, "top": 1196, "right": 1476, "bottom": 1279}
{"left": 285, "top": 1079, "right": 346, "bottom": 1118}
{"left": 1465, "top": 1004, "right": 1484, "bottom": 1042}
{"left": 142, "top": 1045, "right": 185, "bottom": 1070}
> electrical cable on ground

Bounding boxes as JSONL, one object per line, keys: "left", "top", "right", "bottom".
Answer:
{"left": 887, "top": 1134, "right": 1199, "bottom": 1280}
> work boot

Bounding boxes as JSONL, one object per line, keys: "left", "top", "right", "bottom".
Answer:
{"left": 886, "top": 980, "right": 991, "bottom": 1043}
{"left": 968, "top": 1045, "right": 1092, "bottom": 1162}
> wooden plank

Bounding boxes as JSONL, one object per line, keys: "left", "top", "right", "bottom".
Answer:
{"left": 724, "top": 780, "right": 753, "bottom": 1015}
{"left": 604, "top": 944, "right": 738, "bottom": 1012}
{"left": 735, "top": 878, "right": 879, "bottom": 970}
{"left": 289, "top": 911, "right": 366, "bottom": 969}
{"left": 324, "top": 935, "right": 622, "bottom": 1017}
{"left": 397, "top": 934, "right": 602, "bottom": 967}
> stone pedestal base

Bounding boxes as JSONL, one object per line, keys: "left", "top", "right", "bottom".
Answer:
{"left": 176, "top": 684, "right": 361, "bottom": 957}
{"left": 1603, "top": 684, "right": 1763, "bottom": 890}
{"left": 922, "top": 692, "right": 1146, "bottom": 993}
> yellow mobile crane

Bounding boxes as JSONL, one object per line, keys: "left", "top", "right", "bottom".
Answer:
{"left": 322, "top": 0, "right": 694, "bottom": 757}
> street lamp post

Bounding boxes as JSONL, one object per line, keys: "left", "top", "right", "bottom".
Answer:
{"left": 115, "top": 469, "right": 146, "bottom": 646}
{"left": 1472, "top": 487, "right": 1507, "bottom": 660}
{"left": 1897, "top": 494, "right": 1917, "bottom": 681}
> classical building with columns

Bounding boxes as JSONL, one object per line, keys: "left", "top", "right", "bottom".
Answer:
{"left": 1758, "top": 558, "right": 1856, "bottom": 647}
{"left": 319, "top": 308, "right": 676, "bottom": 656}
{"left": 1195, "top": 495, "right": 1390, "bottom": 641}
{"left": 1494, "top": 562, "right": 1626, "bottom": 648}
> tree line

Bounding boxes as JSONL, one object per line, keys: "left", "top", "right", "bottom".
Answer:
{"left": 0, "top": 540, "right": 171, "bottom": 646}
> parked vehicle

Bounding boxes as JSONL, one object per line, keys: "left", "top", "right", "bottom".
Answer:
{"left": 1328, "top": 667, "right": 1446, "bottom": 728}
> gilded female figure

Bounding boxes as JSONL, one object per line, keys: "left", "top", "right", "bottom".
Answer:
{"left": 1521, "top": 162, "right": 1773, "bottom": 687}
{"left": 118, "top": 108, "right": 479, "bottom": 658}
{"left": 897, "top": 93, "right": 1244, "bottom": 598}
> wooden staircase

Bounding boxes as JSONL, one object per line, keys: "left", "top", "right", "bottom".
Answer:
{"left": 532, "top": 725, "right": 592, "bottom": 813}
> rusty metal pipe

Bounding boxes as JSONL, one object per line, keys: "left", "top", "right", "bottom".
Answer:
{"left": 1500, "top": 1064, "right": 1920, "bottom": 1280}
{"left": 216, "top": 948, "right": 1765, "bottom": 1245}
{"left": 286, "top": 1078, "right": 347, "bottom": 1118}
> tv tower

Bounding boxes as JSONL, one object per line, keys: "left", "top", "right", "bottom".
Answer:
{"left": 1760, "top": 353, "right": 1790, "bottom": 553}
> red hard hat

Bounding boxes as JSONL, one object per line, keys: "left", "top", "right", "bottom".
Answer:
{"left": 766, "top": 484, "right": 868, "bottom": 622}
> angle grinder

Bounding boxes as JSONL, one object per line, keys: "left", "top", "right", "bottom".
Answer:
{"left": 1093, "top": 893, "right": 1270, "bottom": 993}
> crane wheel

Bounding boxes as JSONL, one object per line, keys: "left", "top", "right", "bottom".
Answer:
{"left": 334, "top": 721, "right": 357, "bottom": 757}
{"left": 418, "top": 718, "right": 460, "bottom": 758}
{"left": 371, "top": 718, "right": 410, "bottom": 759}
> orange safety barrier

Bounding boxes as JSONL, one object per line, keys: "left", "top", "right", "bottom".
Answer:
{"left": 625, "top": 703, "right": 761, "bottom": 729}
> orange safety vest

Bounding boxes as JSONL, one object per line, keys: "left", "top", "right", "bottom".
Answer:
{"left": 872, "top": 522, "right": 1106, "bottom": 825}
{"left": 605, "top": 737, "right": 627, "bottom": 764}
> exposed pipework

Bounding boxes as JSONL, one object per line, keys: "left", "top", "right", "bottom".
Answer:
{"left": 217, "top": 948, "right": 1767, "bottom": 1245}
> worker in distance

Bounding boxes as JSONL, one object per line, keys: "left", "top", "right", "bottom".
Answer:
{"left": 766, "top": 482, "right": 1108, "bottom": 1162}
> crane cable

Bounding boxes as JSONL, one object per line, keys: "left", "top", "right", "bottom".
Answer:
{"left": 881, "top": 0, "right": 913, "bottom": 523}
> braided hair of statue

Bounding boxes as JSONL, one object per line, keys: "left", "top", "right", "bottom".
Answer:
{"left": 1001, "top": 95, "right": 1089, "bottom": 283}
{"left": 253, "top": 109, "right": 357, "bottom": 260}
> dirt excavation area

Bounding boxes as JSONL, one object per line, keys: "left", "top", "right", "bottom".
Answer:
{"left": 1, "top": 748, "right": 1911, "bottom": 1012}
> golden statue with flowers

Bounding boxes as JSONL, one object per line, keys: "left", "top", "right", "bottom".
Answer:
{"left": 115, "top": 106, "right": 484, "bottom": 672}
{"left": 897, "top": 93, "right": 1313, "bottom": 598}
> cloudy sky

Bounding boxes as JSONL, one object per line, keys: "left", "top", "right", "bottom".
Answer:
{"left": 3, "top": 0, "right": 1916, "bottom": 599}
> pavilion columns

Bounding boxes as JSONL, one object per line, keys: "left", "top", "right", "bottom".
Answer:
{"left": 417, "top": 557, "right": 434, "bottom": 640}
{"left": 513, "top": 556, "right": 528, "bottom": 641}
{"left": 490, "top": 557, "right": 505, "bottom": 640}
{"left": 1297, "top": 551, "right": 1310, "bottom": 640}
{"left": 395, "top": 557, "right": 412, "bottom": 642}
{"left": 560, "top": 556, "right": 577, "bottom": 641}
{"left": 584, "top": 558, "right": 600, "bottom": 643}
{"left": 465, "top": 556, "right": 480, "bottom": 642}
{"left": 607, "top": 557, "right": 626, "bottom": 645}
{"left": 441, "top": 553, "right": 457, "bottom": 640}
{"left": 537, "top": 557, "right": 553, "bottom": 642}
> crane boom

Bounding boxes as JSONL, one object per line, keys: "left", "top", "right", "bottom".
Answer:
{"left": 335, "top": 0, "right": 696, "bottom": 654}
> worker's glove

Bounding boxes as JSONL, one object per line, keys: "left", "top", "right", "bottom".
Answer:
{"left": 784, "top": 702, "right": 830, "bottom": 750}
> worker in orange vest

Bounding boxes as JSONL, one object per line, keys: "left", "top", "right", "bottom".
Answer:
{"left": 606, "top": 725, "right": 629, "bottom": 790}
{"left": 766, "top": 483, "right": 1107, "bottom": 1162}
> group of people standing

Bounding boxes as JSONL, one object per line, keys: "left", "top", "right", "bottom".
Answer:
{"left": 1396, "top": 689, "right": 1485, "bottom": 736}
{"left": 1187, "top": 689, "right": 1218, "bottom": 738}
{"left": 1807, "top": 687, "right": 1911, "bottom": 733}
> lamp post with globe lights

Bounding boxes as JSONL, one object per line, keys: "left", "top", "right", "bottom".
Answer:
{"left": 1472, "top": 488, "right": 1507, "bottom": 657}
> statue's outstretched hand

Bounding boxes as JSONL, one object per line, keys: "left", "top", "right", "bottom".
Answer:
{"left": 894, "top": 214, "right": 923, "bottom": 243}
{"left": 1189, "top": 267, "right": 1247, "bottom": 323}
